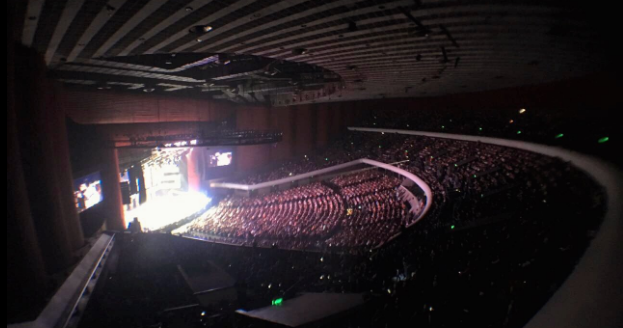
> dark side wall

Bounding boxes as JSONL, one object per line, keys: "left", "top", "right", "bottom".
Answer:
{"left": 235, "top": 102, "right": 360, "bottom": 171}
{"left": 8, "top": 1, "right": 86, "bottom": 321}
{"left": 233, "top": 72, "right": 620, "bottom": 173}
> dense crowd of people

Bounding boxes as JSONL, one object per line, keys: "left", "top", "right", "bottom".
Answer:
{"left": 79, "top": 129, "right": 607, "bottom": 328}
{"left": 184, "top": 130, "right": 607, "bottom": 254}
{"left": 185, "top": 171, "right": 412, "bottom": 249}
{"left": 358, "top": 107, "right": 619, "bottom": 166}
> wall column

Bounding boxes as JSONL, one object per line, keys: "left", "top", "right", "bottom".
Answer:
{"left": 100, "top": 148, "right": 126, "bottom": 231}
{"left": 7, "top": 1, "right": 49, "bottom": 318}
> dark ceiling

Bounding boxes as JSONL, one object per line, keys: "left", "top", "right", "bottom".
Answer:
{"left": 19, "top": 0, "right": 610, "bottom": 105}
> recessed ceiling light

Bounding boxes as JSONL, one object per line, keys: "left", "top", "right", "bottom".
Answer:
{"left": 292, "top": 48, "right": 309, "bottom": 55}
{"left": 189, "top": 25, "right": 214, "bottom": 34}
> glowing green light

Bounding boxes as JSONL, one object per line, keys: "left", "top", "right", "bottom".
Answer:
{"left": 473, "top": 175, "right": 477, "bottom": 178}
{"left": 555, "top": 134, "right": 564, "bottom": 139}
{"left": 451, "top": 225, "right": 456, "bottom": 230}
{"left": 517, "top": 131, "right": 522, "bottom": 135}
{"left": 598, "top": 137, "right": 610, "bottom": 144}
{"left": 479, "top": 128, "right": 483, "bottom": 131}
{"left": 442, "top": 126, "right": 445, "bottom": 129}
{"left": 272, "top": 298, "right": 284, "bottom": 306}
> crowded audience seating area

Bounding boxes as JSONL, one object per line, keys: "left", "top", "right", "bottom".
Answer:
{"left": 359, "top": 107, "right": 620, "bottom": 166}
{"left": 185, "top": 171, "right": 413, "bottom": 249}
{"left": 185, "top": 131, "right": 606, "bottom": 255}
{"left": 80, "top": 129, "right": 607, "bottom": 328}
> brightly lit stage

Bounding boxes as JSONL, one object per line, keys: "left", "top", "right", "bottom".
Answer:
{"left": 121, "top": 146, "right": 232, "bottom": 231}
{"left": 124, "top": 191, "right": 211, "bottom": 231}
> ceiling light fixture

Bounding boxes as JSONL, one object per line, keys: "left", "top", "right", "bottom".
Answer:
{"left": 292, "top": 48, "right": 309, "bottom": 56}
{"left": 189, "top": 25, "right": 214, "bottom": 34}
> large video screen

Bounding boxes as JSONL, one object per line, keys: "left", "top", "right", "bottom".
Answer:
{"left": 207, "top": 150, "right": 233, "bottom": 167}
{"left": 74, "top": 172, "right": 104, "bottom": 213}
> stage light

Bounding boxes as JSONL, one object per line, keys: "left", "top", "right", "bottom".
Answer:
{"left": 519, "top": 108, "right": 527, "bottom": 114}
{"left": 451, "top": 225, "right": 455, "bottom": 230}
{"left": 292, "top": 48, "right": 309, "bottom": 56}
{"left": 598, "top": 137, "right": 610, "bottom": 144}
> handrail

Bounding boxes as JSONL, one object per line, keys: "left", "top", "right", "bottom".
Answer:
{"left": 7, "top": 234, "right": 116, "bottom": 328}
{"left": 348, "top": 127, "right": 623, "bottom": 328}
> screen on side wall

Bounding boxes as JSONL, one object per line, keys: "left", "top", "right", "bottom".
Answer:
{"left": 207, "top": 149, "right": 233, "bottom": 167}
{"left": 74, "top": 172, "right": 104, "bottom": 213}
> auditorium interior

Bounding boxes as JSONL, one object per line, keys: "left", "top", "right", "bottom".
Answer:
{"left": 7, "top": 1, "right": 622, "bottom": 328}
